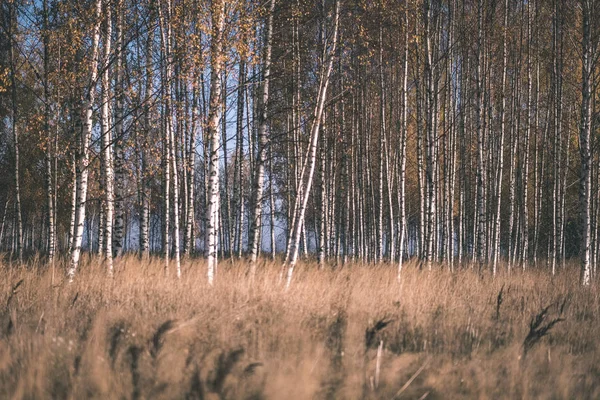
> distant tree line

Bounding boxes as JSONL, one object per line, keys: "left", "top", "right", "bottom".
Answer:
{"left": 0, "top": 0, "right": 599, "bottom": 285}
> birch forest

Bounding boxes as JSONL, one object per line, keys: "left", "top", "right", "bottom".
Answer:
{"left": 1, "top": 0, "right": 600, "bottom": 398}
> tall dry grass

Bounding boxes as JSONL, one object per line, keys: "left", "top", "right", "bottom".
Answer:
{"left": 0, "top": 254, "right": 599, "bottom": 399}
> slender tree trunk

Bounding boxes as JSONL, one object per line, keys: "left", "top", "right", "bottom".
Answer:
{"left": 113, "top": 0, "right": 125, "bottom": 257}
{"left": 249, "top": 0, "right": 276, "bottom": 270}
{"left": 157, "top": 0, "right": 171, "bottom": 274}
{"left": 235, "top": 60, "right": 246, "bottom": 258}
{"left": 43, "top": 0, "right": 56, "bottom": 264}
{"left": 69, "top": 151, "right": 77, "bottom": 251}
{"left": 169, "top": 104, "right": 181, "bottom": 278}
{"left": 579, "top": 0, "right": 593, "bottom": 285}
{"left": 206, "top": 0, "right": 225, "bottom": 285}
{"left": 551, "top": 0, "right": 562, "bottom": 275}
{"left": 220, "top": 71, "right": 231, "bottom": 256}
{"left": 521, "top": 0, "right": 533, "bottom": 270}
{"left": 158, "top": 0, "right": 181, "bottom": 278}
{"left": 269, "top": 144, "right": 276, "bottom": 260}
{"left": 397, "top": 12, "right": 409, "bottom": 280}
{"left": 379, "top": 26, "right": 394, "bottom": 263}
{"left": 8, "top": 2, "right": 23, "bottom": 263}
{"left": 507, "top": 48, "right": 520, "bottom": 272}
{"left": 0, "top": 199, "right": 8, "bottom": 249}
{"left": 318, "top": 136, "right": 328, "bottom": 266}
{"left": 68, "top": 0, "right": 102, "bottom": 280}
{"left": 415, "top": 19, "right": 425, "bottom": 261}
{"left": 140, "top": 14, "right": 154, "bottom": 259}
{"left": 285, "top": 0, "right": 339, "bottom": 288}
{"left": 184, "top": 80, "right": 198, "bottom": 256}
{"left": 475, "top": 0, "right": 486, "bottom": 269}
{"left": 101, "top": 2, "right": 114, "bottom": 274}
{"left": 492, "top": 0, "right": 509, "bottom": 276}
{"left": 424, "top": 0, "right": 435, "bottom": 270}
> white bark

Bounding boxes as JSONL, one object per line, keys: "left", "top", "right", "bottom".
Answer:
{"left": 269, "top": 145, "right": 276, "bottom": 260}
{"left": 249, "top": 0, "right": 276, "bottom": 270}
{"left": 158, "top": 0, "right": 181, "bottom": 278}
{"left": 285, "top": 0, "right": 339, "bottom": 289}
{"left": 579, "top": 0, "right": 593, "bottom": 286}
{"left": 234, "top": 60, "right": 246, "bottom": 258}
{"left": 101, "top": 3, "right": 114, "bottom": 275}
{"left": 206, "top": 0, "right": 225, "bottom": 285}
{"left": 68, "top": 0, "right": 102, "bottom": 281}
{"left": 397, "top": 11, "right": 409, "bottom": 281}
{"left": 43, "top": 0, "right": 56, "bottom": 263}
{"left": 492, "top": 0, "right": 509, "bottom": 277}
{"left": 184, "top": 80, "right": 198, "bottom": 256}
{"left": 475, "top": 0, "right": 486, "bottom": 269}
{"left": 424, "top": 0, "right": 435, "bottom": 270}
{"left": 140, "top": 15, "right": 154, "bottom": 259}
{"left": 8, "top": 2, "right": 23, "bottom": 262}
{"left": 522, "top": 0, "right": 533, "bottom": 269}
{"left": 113, "top": 0, "right": 125, "bottom": 257}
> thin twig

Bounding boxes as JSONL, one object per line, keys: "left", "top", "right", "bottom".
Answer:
{"left": 391, "top": 358, "right": 430, "bottom": 400}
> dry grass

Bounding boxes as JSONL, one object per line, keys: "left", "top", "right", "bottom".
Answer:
{"left": 0, "top": 254, "right": 599, "bottom": 399}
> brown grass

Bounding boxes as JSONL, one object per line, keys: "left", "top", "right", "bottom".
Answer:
{"left": 0, "top": 254, "right": 599, "bottom": 399}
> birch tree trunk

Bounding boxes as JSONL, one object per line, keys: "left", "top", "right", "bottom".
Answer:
{"left": 140, "top": 12, "right": 154, "bottom": 259}
{"left": 379, "top": 26, "right": 394, "bottom": 263}
{"left": 377, "top": 28, "right": 384, "bottom": 264}
{"left": 492, "top": 0, "right": 508, "bottom": 276}
{"left": 318, "top": 142, "right": 327, "bottom": 266}
{"left": 68, "top": 0, "right": 102, "bottom": 281}
{"left": 101, "top": 2, "right": 114, "bottom": 274}
{"left": 507, "top": 46, "right": 520, "bottom": 272}
{"left": 579, "top": 0, "right": 593, "bottom": 286}
{"left": 220, "top": 71, "right": 231, "bottom": 256}
{"left": 424, "top": 0, "right": 435, "bottom": 270}
{"left": 285, "top": 0, "right": 339, "bottom": 289}
{"left": 521, "top": 0, "right": 533, "bottom": 269}
{"left": 269, "top": 144, "right": 276, "bottom": 260}
{"left": 113, "top": 0, "right": 125, "bottom": 257}
{"left": 235, "top": 60, "right": 246, "bottom": 258}
{"left": 397, "top": 11, "right": 409, "bottom": 280}
{"left": 551, "top": 0, "right": 563, "bottom": 275}
{"left": 415, "top": 23, "right": 425, "bottom": 261}
{"left": 169, "top": 104, "right": 181, "bottom": 278}
{"left": 8, "top": 1, "right": 23, "bottom": 263}
{"left": 43, "top": 0, "right": 56, "bottom": 264}
{"left": 0, "top": 199, "right": 8, "bottom": 248}
{"left": 206, "top": 0, "right": 225, "bottom": 285}
{"left": 184, "top": 82, "right": 197, "bottom": 256}
{"left": 475, "top": 0, "right": 486, "bottom": 269}
{"left": 69, "top": 152, "right": 77, "bottom": 251}
{"left": 158, "top": 0, "right": 181, "bottom": 278}
{"left": 249, "top": 0, "right": 276, "bottom": 271}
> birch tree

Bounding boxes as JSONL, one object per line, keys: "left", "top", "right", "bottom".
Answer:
{"left": 67, "top": 0, "right": 102, "bottom": 281}
{"left": 158, "top": 0, "right": 181, "bottom": 278}
{"left": 101, "top": 0, "right": 114, "bottom": 274}
{"left": 284, "top": 0, "right": 339, "bottom": 288}
{"left": 397, "top": 8, "right": 409, "bottom": 280}
{"left": 42, "top": 0, "right": 56, "bottom": 264}
{"left": 248, "top": 0, "right": 276, "bottom": 271}
{"left": 6, "top": 0, "right": 23, "bottom": 262}
{"left": 206, "top": 0, "right": 225, "bottom": 285}
{"left": 113, "top": 0, "right": 125, "bottom": 257}
{"left": 579, "top": 0, "right": 593, "bottom": 286}
{"left": 491, "top": 0, "right": 508, "bottom": 277}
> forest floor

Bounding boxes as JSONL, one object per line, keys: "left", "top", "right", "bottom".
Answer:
{"left": 0, "top": 254, "right": 599, "bottom": 399}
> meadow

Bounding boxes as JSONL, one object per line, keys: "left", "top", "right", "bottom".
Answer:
{"left": 0, "top": 255, "right": 598, "bottom": 399}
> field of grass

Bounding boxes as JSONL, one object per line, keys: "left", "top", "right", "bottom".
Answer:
{"left": 0, "top": 255, "right": 599, "bottom": 399}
